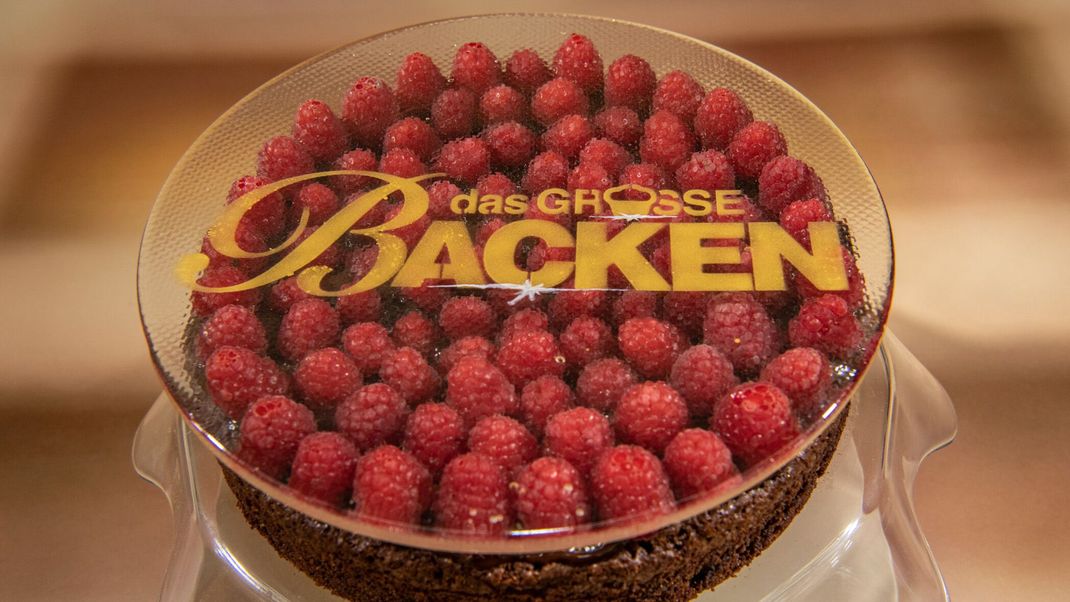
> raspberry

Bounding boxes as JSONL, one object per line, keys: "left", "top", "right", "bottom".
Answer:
{"left": 331, "top": 148, "right": 378, "bottom": 195}
{"left": 395, "top": 52, "right": 446, "bottom": 114}
{"left": 504, "top": 48, "right": 552, "bottom": 94}
{"left": 674, "top": 150, "right": 735, "bottom": 192}
{"left": 593, "top": 106, "right": 642, "bottom": 148}
{"left": 703, "top": 294, "right": 781, "bottom": 373}
{"left": 711, "top": 382, "right": 800, "bottom": 466}
{"left": 383, "top": 117, "right": 441, "bottom": 163}
{"left": 285, "top": 225, "right": 342, "bottom": 268}
{"left": 294, "top": 347, "right": 362, "bottom": 410}
{"left": 238, "top": 395, "right": 316, "bottom": 478}
{"left": 399, "top": 283, "right": 451, "bottom": 313}
{"left": 200, "top": 220, "right": 268, "bottom": 274}
{"left": 663, "top": 429, "right": 740, "bottom": 500}
{"left": 589, "top": 445, "right": 674, "bottom": 521}
{"left": 778, "top": 198, "right": 832, "bottom": 246}
{"left": 468, "top": 415, "right": 537, "bottom": 474}
{"left": 292, "top": 99, "right": 348, "bottom": 163}
{"left": 392, "top": 310, "right": 438, "bottom": 356}
{"left": 515, "top": 457, "right": 591, "bottom": 530}
{"left": 480, "top": 84, "right": 527, "bottom": 124}
{"left": 196, "top": 304, "right": 267, "bottom": 360}
{"left": 256, "top": 135, "right": 313, "bottom": 182}
{"left": 727, "top": 121, "right": 788, "bottom": 180}
{"left": 526, "top": 241, "right": 574, "bottom": 272}
{"left": 434, "top": 137, "right": 491, "bottom": 184}
{"left": 578, "top": 138, "right": 632, "bottom": 178}
{"left": 205, "top": 346, "right": 290, "bottom": 419}
{"left": 342, "top": 322, "right": 395, "bottom": 376}
{"left": 403, "top": 403, "right": 465, "bottom": 474}
{"left": 760, "top": 347, "right": 832, "bottom": 420}
{"left": 694, "top": 87, "right": 753, "bottom": 150}
{"left": 706, "top": 192, "right": 765, "bottom": 224}
{"left": 452, "top": 42, "right": 501, "bottom": 94}
{"left": 661, "top": 291, "right": 708, "bottom": 339}
{"left": 532, "top": 78, "right": 589, "bottom": 126}
{"left": 347, "top": 243, "right": 382, "bottom": 278}
{"left": 438, "top": 296, "right": 497, "bottom": 340}
{"left": 277, "top": 298, "right": 340, "bottom": 361}
{"left": 559, "top": 316, "right": 615, "bottom": 368}
{"left": 437, "top": 335, "right": 496, "bottom": 375}
{"left": 619, "top": 162, "right": 668, "bottom": 191}
{"left": 378, "top": 147, "right": 427, "bottom": 178}
{"left": 519, "top": 375, "right": 574, "bottom": 436}
{"left": 669, "top": 344, "right": 738, "bottom": 416}
{"left": 335, "top": 382, "right": 409, "bottom": 451}
{"left": 575, "top": 358, "right": 637, "bottom": 412}
{"left": 268, "top": 277, "right": 312, "bottom": 313}
{"left": 618, "top": 317, "right": 685, "bottom": 379}
{"left": 288, "top": 432, "right": 359, "bottom": 506}
{"left": 614, "top": 382, "right": 689, "bottom": 454}
{"left": 552, "top": 33, "right": 603, "bottom": 93}
{"left": 543, "top": 407, "right": 614, "bottom": 476}
{"left": 336, "top": 290, "right": 381, "bottom": 324}
{"left": 342, "top": 76, "right": 398, "bottom": 148}
{"left": 446, "top": 355, "right": 518, "bottom": 425}
{"left": 435, "top": 453, "right": 513, "bottom": 535}
{"left": 430, "top": 88, "right": 478, "bottom": 139}
{"left": 191, "top": 265, "right": 262, "bottom": 318}
{"left": 521, "top": 150, "right": 570, "bottom": 195}
{"left": 500, "top": 308, "right": 550, "bottom": 340}
{"left": 483, "top": 121, "right": 538, "bottom": 169}
{"left": 788, "top": 294, "right": 863, "bottom": 358}
{"left": 794, "top": 245, "right": 865, "bottom": 308}
{"left": 604, "top": 54, "right": 655, "bottom": 111}
{"left": 540, "top": 114, "right": 596, "bottom": 160}
{"left": 567, "top": 161, "right": 613, "bottom": 194}
{"left": 475, "top": 216, "right": 507, "bottom": 248}
{"left": 652, "top": 70, "right": 704, "bottom": 122}
{"left": 427, "top": 180, "right": 462, "bottom": 220}
{"left": 223, "top": 176, "right": 285, "bottom": 255}
{"left": 291, "top": 182, "right": 340, "bottom": 227}
{"left": 495, "top": 328, "right": 566, "bottom": 388}
{"left": 640, "top": 110, "right": 695, "bottom": 173}
{"left": 352, "top": 445, "right": 432, "bottom": 525}
{"left": 547, "top": 288, "right": 608, "bottom": 328}
{"left": 757, "top": 155, "right": 827, "bottom": 216}
{"left": 380, "top": 346, "right": 441, "bottom": 403}
{"left": 612, "top": 291, "right": 659, "bottom": 325}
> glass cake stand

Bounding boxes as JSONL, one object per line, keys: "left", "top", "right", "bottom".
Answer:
{"left": 132, "top": 331, "right": 955, "bottom": 601}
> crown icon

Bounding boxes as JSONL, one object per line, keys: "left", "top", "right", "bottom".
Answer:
{"left": 603, "top": 183, "right": 658, "bottom": 216}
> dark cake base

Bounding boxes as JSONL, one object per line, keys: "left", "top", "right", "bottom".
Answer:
{"left": 224, "top": 411, "right": 846, "bottom": 602}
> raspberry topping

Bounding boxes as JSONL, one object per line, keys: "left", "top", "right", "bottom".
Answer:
{"left": 652, "top": 70, "right": 704, "bottom": 122}
{"left": 543, "top": 407, "right": 614, "bottom": 476}
{"left": 504, "top": 48, "right": 552, "bottom": 94}
{"left": 196, "top": 304, "right": 267, "bottom": 360}
{"left": 757, "top": 155, "right": 827, "bottom": 216}
{"left": 669, "top": 344, "right": 739, "bottom": 417}
{"left": 467, "top": 415, "right": 538, "bottom": 474}
{"left": 593, "top": 105, "right": 643, "bottom": 147}
{"left": 446, "top": 355, "right": 518, "bottom": 425}
{"left": 515, "top": 457, "right": 591, "bottom": 530}
{"left": 604, "top": 54, "right": 656, "bottom": 111}
{"left": 674, "top": 150, "right": 735, "bottom": 193}
{"left": 451, "top": 42, "right": 501, "bottom": 94}
{"left": 291, "top": 99, "right": 348, "bottom": 163}
{"left": 391, "top": 310, "right": 438, "bottom": 356}
{"left": 532, "top": 78, "right": 589, "bottom": 126}
{"left": 575, "top": 358, "right": 637, "bottom": 412}
{"left": 191, "top": 265, "right": 262, "bottom": 318}
{"left": 205, "top": 346, "right": 290, "bottom": 420}
{"left": 614, "top": 382, "right": 689, "bottom": 454}
{"left": 352, "top": 445, "right": 432, "bottom": 525}
{"left": 434, "top": 453, "right": 513, "bottom": 535}
{"left": 336, "top": 290, "right": 381, "bottom": 325}
{"left": 519, "top": 375, "right": 575, "bottom": 436}
{"left": 383, "top": 117, "right": 442, "bottom": 163}
{"left": 380, "top": 346, "right": 441, "bottom": 403}
{"left": 703, "top": 294, "right": 781, "bottom": 374}
{"left": 277, "top": 298, "right": 340, "bottom": 362}
{"left": 403, "top": 403, "right": 465, "bottom": 475}
{"left": 640, "top": 110, "right": 695, "bottom": 173}
{"left": 336, "top": 383, "right": 409, "bottom": 451}
{"left": 342, "top": 76, "right": 398, "bottom": 148}
{"left": 612, "top": 291, "right": 659, "bottom": 325}
{"left": 342, "top": 322, "right": 395, "bottom": 376}
{"left": 663, "top": 429, "right": 740, "bottom": 500}
{"left": 439, "top": 296, "right": 497, "bottom": 340}
{"left": 760, "top": 347, "right": 833, "bottom": 420}
{"left": 483, "top": 121, "right": 538, "bottom": 169}
{"left": 431, "top": 88, "right": 478, "bottom": 139}
{"left": 521, "top": 150, "right": 570, "bottom": 195}
{"left": 288, "top": 432, "right": 359, "bottom": 506}
{"left": 331, "top": 148, "right": 378, "bottom": 195}
{"left": 618, "top": 317, "right": 685, "bottom": 379}
{"left": 578, "top": 138, "right": 632, "bottom": 178}
{"left": 540, "top": 114, "right": 596, "bottom": 160}
{"left": 480, "top": 84, "right": 527, "bottom": 124}
{"left": 433, "top": 137, "right": 491, "bottom": 184}
{"left": 779, "top": 198, "right": 833, "bottom": 247}
{"left": 552, "top": 33, "right": 603, "bottom": 93}
{"left": 256, "top": 135, "right": 313, "bottom": 182}
{"left": 693, "top": 87, "right": 753, "bottom": 150}
{"left": 711, "top": 382, "right": 800, "bottom": 466}
{"left": 291, "top": 182, "right": 340, "bottom": 228}
{"left": 589, "top": 445, "right": 674, "bottom": 522}
{"left": 727, "top": 121, "right": 788, "bottom": 180}
{"left": 238, "top": 395, "right": 316, "bottom": 478}
{"left": 294, "top": 347, "right": 363, "bottom": 410}
{"left": 495, "top": 328, "right": 566, "bottom": 388}
{"left": 559, "top": 316, "right": 615, "bottom": 368}
{"left": 788, "top": 294, "right": 864, "bottom": 358}
{"left": 395, "top": 52, "right": 446, "bottom": 114}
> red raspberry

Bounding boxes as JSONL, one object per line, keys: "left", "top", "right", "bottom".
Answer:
{"left": 434, "top": 453, "right": 513, "bottom": 535}
{"left": 519, "top": 375, "right": 574, "bottom": 436}
{"left": 788, "top": 294, "right": 863, "bottom": 358}
{"left": 434, "top": 137, "right": 491, "bottom": 184}
{"left": 661, "top": 291, "right": 708, "bottom": 339}
{"left": 500, "top": 308, "right": 550, "bottom": 340}
{"left": 525, "top": 241, "right": 574, "bottom": 272}
{"left": 544, "top": 407, "right": 614, "bottom": 476}
{"left": 614, "top": 382, "right": 689, "bottom": 454}
{"left": 196, "top": 304, "right": 267, "bottom": 360}
{"left": 294, "top": 347, "right": 362, "bottom": 410}
{"left": 760, "top": 347, "right": 832, "bottom": 420}
{"left": 758, "top": 155, "right": 827, "bottom": 216}
{"left": 652, "top": 70, "right": 704, "bottom": 122}
{"left": 427, "top": 180, "right": 462, "bottom": 220}
{"left": 640, "top": 110, "right": 695, "bottom": 173}
{"left": 567, "top": 162, "right": 613, "bottom": 195}
{"left": 475, "top": 215, "right": 507, "bottom": 247}
{"left": 578, "top": 138, "right": 632, "bottom": 178}
{"left": 380, "top": 346, "right": 441, "bottom": 403}
{"left": 612, "top": 291, "right": 659, "bottom": 325}
{"left": 619, "top": 162, "right": 668, "bottom": 193}
{"left": 438, "top": 296, "right": 497, "bottom": 340}
{"left": 399, "top": 283, "right": 452, "bottom": 313}
{"left": 288, "top": 432, "right": 359, "bottom": 506}
{"left": 694, "top": 87, "right": 753, "bottom": 150}
{"left": 392, "top": 310, "right": 438, "bottom": 356}
{"left": 521, "top": 150, "right": 570, "bottom": 195}
{"left": 342, "top": 76, "right": 398, "bottom": 148}
{"left": 495, "top": 329, "right": 566, "bottom": 388}
{"left": 703, "top": 294, "right": 781, "bottom": 374}
{"left": 547, "top": 288, "right": 608, "bottom": 329}
{"left": 200, "top": 220, "right": 268, "bottom": 273}
{"left": 674, "top": 150, "right": 735, "bottom": 192}
{"left": 468, "top": 415, "right": 537, "bottom": 474}
{"left": 552, "top": 33, "right": 603, "bottom": 93}
{"left": 395, "top": 52, "right": 446, "bottom": 114}
{"left": 452, "top": 42, "right": 501, "bottom": 94}
{"left": 589, "top": 445, "right": 674, "bottom": 521}
{"left": 483, "top": 121, "right": 538, "bottom": 169}
{"left": 383, "top": 117, "right": 441, "bottom": 163}
{"left": 618, "top": 317, "right": 686, "bottom": 379}
{"left": 336, "top": 290, "right": 381, "bottom": 325}
{"left": 292, "top": 99, "right": 348, "bottom": 163}
{"left": 437, "top": 335, "right": 496, "bottom": 375}
{"left": 604, "top": 54, "right": 656, "bottom": 111}
{"left": 291, "top": 182, "right": 340, "bottom": 227}
{"left": 403, "top": 403, "right": 465, "bottom": 475}
{"left": 575, "top": 358, "right": 637, "bottom": 412}
{"left": 669, "top": 344, "right": 738, "bottom": 416}
{"left": 348, "top": 243, "right": 382, "bottom": 278}
{"left": 430, "top": 88, "right": 478, "bottom": 139}
{"left": 504, "top": 48, "right": 552, "bottom": 94}
{"left": 336, "top": 383, "right": 409, "bottom": 451}
{"left": 342, "top": 322, "right": 395, "bottom": 376}
{"left": 331, "top": 148, "right": 378, "bottom": 195}
{"left": 727, "top": 121, "right": 788, "bottom": 180}
{"left": 540, "top": 114, "right": 596, "bottom": 161}
{"left": 663, "top": 429, "right": 740, "bottom": 500}
{"left": 711, "top": 382, "right": 800, "bottom": 466}
{"left": 532, "top": 78, "right": 589, "bottom": 126}
{"left": 277, "top": 298, "right": 340, "bottom": 361}
{"left": 446, "top": 355, "right": 517, "bottom": 425}
{"left": 256, "top": 135, "right": 313, "bottom": 182}
{"left": 238, "top": 395, "right": 316, "bottom": 478}
{"left": 559, "top": 316, "right": 615, "bottom": 368}
{"left": 480, "top": 84, "right": 527, "bottom": 124}
{"left": 205, "top": 346, "right": 290, "bottom": 419}
{"left": 486, "top": 286, "right": 545, "bottom": 315}
{"left": 378, "top": 147, "right": 427, "bottom": 178}
{"left": 352, "top": 445, "right": 432, "bottom": 525}
{"left": 593, "top": 106, "right": 642, "bottom": 148}
{"left": 191, "top": 265, "right": 262, "bottom": 318}
{"left": 515, "top": 457, "right": 591, "bottom": 530}
{"left": 268, "top": 276, "right": 312, "bottom": 313}
{"left": 793, "top": 245, "right": 865, "bottom": 309}
{"left": 779, "top": 198, "right": 833, "bottom": 247}
{"left": 285, "top": 225, "right": 342, "bottom": 268}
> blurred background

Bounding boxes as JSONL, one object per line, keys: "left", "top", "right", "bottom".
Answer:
{"left": 1, "top": 1, "right": 1068, "bottom": 600}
